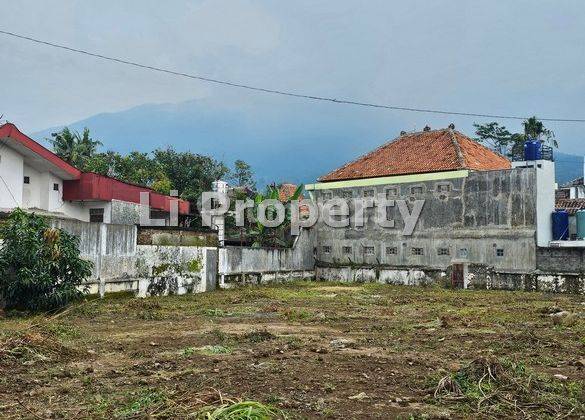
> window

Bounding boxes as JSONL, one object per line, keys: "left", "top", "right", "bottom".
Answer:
{"left": 385, "top": 187, "right": 398, "bottom": 198}
{"left": 364, "top": 246, "right": 375, "bottom": 255}
{"left": 410, "top": 186, "right": 424, "bottom": 195}
{"left": 386, "top": 246, "right": 398, "bottom": 255}
{"left": 342, "top": 190, "right": 353, "bottom": 199}
{"left": 23, "top": 176, "right": 30, "bottom": 184}
{"left": 363, "top": 189, "right": 375, "bottom": 198}
{"left": 458, "top": 248, "right": 469, "bottom": 258}
{"left": 496, "top": 248, "right": 504, "bottom": 257}
{"left": 437, "top": 183, "right": 451, "bottom": 193}
{"left": 342, "top": 246, "right": 352, "bottom": 254}
{"left": 412, "top": 247, "right": 424, "bottom": 255}
{"left": 89, "top": 208, "right": 105, "bottom": 223}
{"left": 438, "top": 248, "right": 450, "bottom": 256}
{"left": 322, "top": 245, "right": 331, "bottom": 254}
{"left": 53, "top": 183, "right": 59, "bottom": 191}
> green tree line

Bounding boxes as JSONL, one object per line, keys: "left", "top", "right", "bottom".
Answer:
{"left": 48, "top": 128, "right": 256, "bottom": 206}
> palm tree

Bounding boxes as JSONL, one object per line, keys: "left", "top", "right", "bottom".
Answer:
{"left": 523, "top": 116, "right": 557, "bottom": 147}
{"left": 49, "top": 127, "right": 102, "bottom": 169}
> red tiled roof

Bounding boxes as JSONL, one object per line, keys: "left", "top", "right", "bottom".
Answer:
{"left": 555, "top": 198, "right": 585, "bottom": 215}
{"left": 319, "top": 128, "right": 511, "bottom": 182}
{"left": 278, "top": 183, "right": 304, "bottom": 202}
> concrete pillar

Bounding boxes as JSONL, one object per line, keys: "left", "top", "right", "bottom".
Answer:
{"left": 212, "top": 180, "right": 228, "bottom": 246}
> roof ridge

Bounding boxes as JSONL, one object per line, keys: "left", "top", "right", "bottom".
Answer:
{"left": 448, "top": 129, "right": 466, "bottom": 168}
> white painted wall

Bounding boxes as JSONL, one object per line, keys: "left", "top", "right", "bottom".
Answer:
{"left": 0, "top": 146, "right": 24, "bottom": 208}
{"left": 22, "top": 163, "right": 41, "bottom": 209}
{"left": 512, "top": 160, "right": 555, "bottom": 246}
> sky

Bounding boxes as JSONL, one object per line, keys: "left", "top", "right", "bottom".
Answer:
{"left": 1, "top": 0, "right": 585, "bottom": 180}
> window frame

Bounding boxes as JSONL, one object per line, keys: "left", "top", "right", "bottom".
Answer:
{"left": 411, "top": 247, "right": 424, "bottom": 256}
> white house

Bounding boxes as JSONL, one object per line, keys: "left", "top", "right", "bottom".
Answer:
{"left": 0, "top": 123, "right": 189, "bottom": 224}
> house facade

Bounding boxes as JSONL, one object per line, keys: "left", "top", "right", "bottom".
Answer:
{"left": 0, "top": 123, "right": 189, "bottom": 224}
{"left": 306, "top": 126, "right": 563, "bottom": 290}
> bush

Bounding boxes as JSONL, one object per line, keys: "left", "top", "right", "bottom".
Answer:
{"left": 0, "top": 209, "right": 93, "bottom": 311}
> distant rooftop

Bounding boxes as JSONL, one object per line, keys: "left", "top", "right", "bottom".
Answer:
{"left": 318, "top": 127, "right": 511, "bottom": 182}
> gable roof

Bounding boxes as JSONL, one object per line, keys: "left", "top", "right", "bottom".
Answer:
{"left": 318, "top": 128, "right": 511, "bottom": 182}
{"left": 0, "top": 122, "right": 81, "bottom": 180}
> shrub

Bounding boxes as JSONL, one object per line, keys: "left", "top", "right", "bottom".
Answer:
{"left": 0, "top": 209, "right": 93, "bottom": 311}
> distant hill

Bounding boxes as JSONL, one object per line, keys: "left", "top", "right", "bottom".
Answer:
{"left": 32, "top": 97, "right": 403, "bottom": 188}
{"left": 32, "top": 98, "right": 583, "bottom": 188}
{"left": 555, "top": 151, "right": 583, "bottom": 185}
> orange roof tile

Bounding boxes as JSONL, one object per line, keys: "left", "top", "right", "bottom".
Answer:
{"left": 319, "top": 128, "right": 511, "bottom": 182}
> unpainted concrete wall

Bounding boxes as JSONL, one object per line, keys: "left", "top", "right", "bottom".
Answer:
{"left": 314, "top": 168, "right": 538, "bottom": 272}
{"left": 219, "top": 228, "right": 315, "bottom": 287}
{"left": 51, "top": 218, "right": 216, "bottom": 297}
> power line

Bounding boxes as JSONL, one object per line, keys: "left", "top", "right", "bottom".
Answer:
{"left": 2, "top": 29, "right": 585, "bottom": 123}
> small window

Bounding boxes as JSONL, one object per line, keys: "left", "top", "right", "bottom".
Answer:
{"left": 437, "top": 183, "right": 451, "bottom": 193}
{"left": 496, "top": 248, "right": 504, "bottom": 257}
{"left": 342, "top": 246, "right": 352, "bottom": 254}
{"left": 53, "top": 183, "right": 59, "bottom": 191}
{"left": 410, "top": 186, "right": 424, "bottom": 195}
{"left": 386, "top": 246, "right": 398, "bottom": 255}
{"left": 89, "top": 208, "right": 105, "bottom": 223}
{"left": 438, "top": 247, "right": 450, "bottom": 256}
{"left": 342, "top": 190, "right": 353, "bottom": 199}
{"left": 322, "top": 245, "right": 331, "bottom": 254}
{"left": 385, "top": 187, "right": 398, "bottom": 198}
{"left": 458, "top": 248, "right": 469, "bottom": 258}
{"left": 322, "top": 192, "right": 333, "bottom": 200}
{"left": 23, "top": 176, "right": 30, "bottom": 184}
{"left": 364, "top": 246, "right": 375, "bottom": 255}
{"left": 363, "top": 189, "right": 375, "bottom": 198}
{"left": 412, "top": 247, "right": 424, "bottom": 255}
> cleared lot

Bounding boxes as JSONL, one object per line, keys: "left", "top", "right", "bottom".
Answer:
{"left": 0, "top": 281, "right": 583, "bottom": 418}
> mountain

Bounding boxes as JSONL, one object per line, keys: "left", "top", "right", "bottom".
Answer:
{"left": 32, "top": 98, "right": 583, "bottom": 188}
{"left": 554, "top": 151, "right": 583, "bottom": 185}
{"left": 32, "top": 97, "right": 403, "bottom": 187}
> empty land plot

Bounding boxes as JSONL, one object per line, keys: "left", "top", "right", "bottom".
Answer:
{"left": 0, "top": 281, "right": 583, "bottom": 418}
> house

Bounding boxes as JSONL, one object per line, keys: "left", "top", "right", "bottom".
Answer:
{"left": 0, "top": 123, "right": 189, "bottom": 224}
{"left": 306, "top": 125, "right": 559, "bottom": 289}
{"left": 556, "top": 176, "right": 585, "bottom": 200}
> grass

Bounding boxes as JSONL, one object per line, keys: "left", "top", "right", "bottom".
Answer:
{"left": 0, "top": 280, "right": 583, "bottom": 418}
{"left": 199, "top": 400, "right": 284, "bottom": 420}
{"left": 432, "top": 357, "right": 584, "bottom": 417}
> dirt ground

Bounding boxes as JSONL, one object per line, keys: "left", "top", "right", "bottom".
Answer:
{"left": 0, "top": 281, "right": 584, "bottom": 419}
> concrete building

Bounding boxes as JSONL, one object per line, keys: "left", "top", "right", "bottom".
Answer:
{"left": 0, "top": 123, "right": 189, "bottom": 224}
{"left": 305, "top": 126, "right": 569, "bottom": 290}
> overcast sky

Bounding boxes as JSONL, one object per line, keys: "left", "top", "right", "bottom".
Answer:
{"left": 1, "top": 0, "right": 584, "bottom": 154}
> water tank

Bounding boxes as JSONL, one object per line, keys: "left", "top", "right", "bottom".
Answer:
{"left": 552, "top": 209, "right": 569, "bottom": 241}
{"left": 576, "top": 210, "right": 585, "bottom": 240}
{"left": 524, "top": 140, "right": 542, "bottom": 161}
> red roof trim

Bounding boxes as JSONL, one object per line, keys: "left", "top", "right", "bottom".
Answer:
{"left": 63, "top": 173, "right": 190, "bottom": 215}
{"left": 0, "top": 123, "right": 81, "bottom": 179}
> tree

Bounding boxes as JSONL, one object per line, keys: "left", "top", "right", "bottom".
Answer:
{"left": 473, "top": 122, "right": 513, "bottom": 156}
{"left": 0, "top": 209, "right": 93, "bottom": 311}
{"left": 523, "top": 116, "right": 557, "bottom": 147}
{"left": 474, "top": 116, "right": 558, "bottom": 160}
{"left": 153, "top": 147, "right": 229, "bottom": 204}
{"left": 230, "top": 160, "right": 256, "bottom": 190}
{"left": 49, "top": 127, "right": 102, "bottom": 169}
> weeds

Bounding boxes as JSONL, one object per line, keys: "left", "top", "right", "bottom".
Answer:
{"left": 201, "top": 345, "right": 232, "bottom": 355}
{"left": 199, "top": 399, "right": 284, "bottom": 419}
{"left": 432, "top": 357, "right": 584, "bottom": 417}
{"left": 243, "top": 329, "right": 276, "bottom": 343}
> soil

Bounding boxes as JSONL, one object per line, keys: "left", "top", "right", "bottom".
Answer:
{"left": 0, "top": 281, "right": 583, "bottom": 419}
